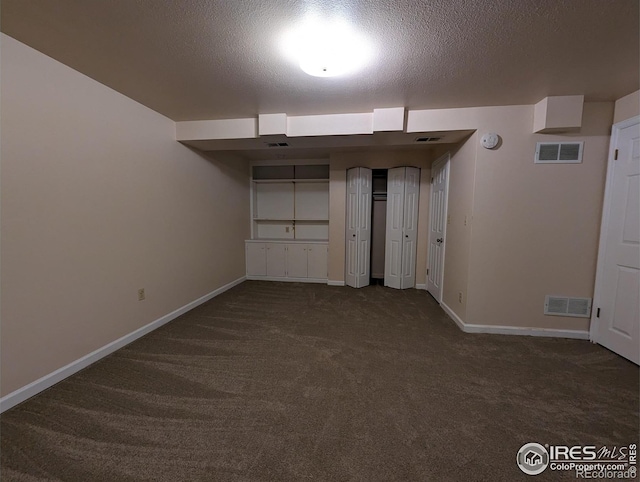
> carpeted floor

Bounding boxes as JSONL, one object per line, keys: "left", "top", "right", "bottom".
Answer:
{"left": 1, "top": 281, "right": 638, "bottom": 481}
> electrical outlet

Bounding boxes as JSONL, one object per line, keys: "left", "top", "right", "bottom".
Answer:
{"left": 138, "top": 288, "right": 145, "bottom": 301}
{"left": 458, "top": 291, "right": 463, "bottom": 303}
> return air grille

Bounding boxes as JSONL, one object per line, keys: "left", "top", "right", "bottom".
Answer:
{"left": 544, "top": 295, "right": 592, "bottom": 318}
{"left": 535, "top": 142, "right": 583, "bottom": 163}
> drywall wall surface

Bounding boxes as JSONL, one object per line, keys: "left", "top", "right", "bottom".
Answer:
{"left": 441, "top": 134, "right": 477, "bottom": 322}
{"left": 465, "top": 102, "right": 613, "bottom": 331}
{"left": 1, "top": 35, "right": 250, "bottom": 396}
{"left": 613, "top": 90, "right": 640, "bottom": 124}
{"left": 328, "top": 150, "right": 434, "bottom": 285}
{"left": 532, "top": 95, "right": 584, "bottom": 133}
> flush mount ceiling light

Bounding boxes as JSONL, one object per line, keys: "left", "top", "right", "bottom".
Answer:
{"left": 281, "top": 16, "right": 373, "bottom": 77}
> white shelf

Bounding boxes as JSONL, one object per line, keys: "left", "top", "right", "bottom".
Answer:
{"left": 253, "top": 218, "right": 295, "bottom": 221}
{"left": 252, "top": 179, "right": 293, "bottom": 183}
{"left": 253, "top": 218, "right": 329, "bottom": 221}
{"left": 246, "top": 239, "right": 328, "bottom": 244}
{"left": 251, "top": 164, "right": 329, "bottom": 242}
{"left": 252, "top": 179, "right": 328, "bottom": 183}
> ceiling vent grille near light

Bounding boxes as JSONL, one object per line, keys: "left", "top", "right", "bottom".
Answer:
{"left": 535, "top": 142, "right": 583, "bottom": 164}
{"left": 266, "top": 142, "right": 289, "bottom": 147}
{"left": 415, "top": 137, "right": 442, "bottom": 143}
{"left": 544, "top": 295, "right": 592, "bottom": 318}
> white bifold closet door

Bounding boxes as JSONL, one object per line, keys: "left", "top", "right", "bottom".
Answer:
{"left": 345, "top": 167, "right": 372, "bottom": 288}
{"left": 385, "top": 167, "right": 420, "bottom": 289}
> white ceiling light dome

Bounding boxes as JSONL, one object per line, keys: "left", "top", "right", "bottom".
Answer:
{"left": 281, "top": 16, "right": 373, "bottom": 78}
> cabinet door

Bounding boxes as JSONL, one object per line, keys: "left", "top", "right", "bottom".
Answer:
{"left": 307, "top": 244, "right": 328, "bottom": 279}
{"left": 287, "top": 244, "right": 308, "bottom": 278}
{"left": 266, "top": 243, "right": 286, "bottom": 277}
{"left": 246, "top": 243, "right": 266, "bottom": 276}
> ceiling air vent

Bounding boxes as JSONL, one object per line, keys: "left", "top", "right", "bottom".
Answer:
{"left": 415, "top": 137, "right": 442, "bottom": 143}
{"left": 266, "top": 142, "right": 289, "bottom": 147}
{"left": 535, "top": 142, "right": 583, "bottom": 164}
{"left": 544, "top": 295, "right": 592, "bottom": 318}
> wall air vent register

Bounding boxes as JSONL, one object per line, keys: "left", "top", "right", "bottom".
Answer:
{"left": 544, "top": 295, "right": 592, "bottom": 318}
{"left": 535, "top": 142, "right": 583, "bottom": 164}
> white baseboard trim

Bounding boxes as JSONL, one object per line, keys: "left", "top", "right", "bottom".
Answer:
{"left": 415, "top": 283, "right": 427, "bottom": 290}
{"left": 441, "top": 302, "right": 467, "bottom": 331}
{"left": 440, "top": 302, "right": 590, "bottom": 340}
{"left": 327, "top": 280, "right": 345, "bottom": 286}
{"left": 0, "top": 276, "right": 246, "bottom": 413}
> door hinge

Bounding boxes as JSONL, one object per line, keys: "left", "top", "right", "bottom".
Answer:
{"left": 431, "top": 177, "right": 434, "bottom": 183}
{"left": 427, "top": 269, "right": 429, "bottom": 275}
{"left": 596, "top": 308, "right": 600, "bottom": 318}
{"left": 614, "top": 149, "right": 618, "bottom": 160}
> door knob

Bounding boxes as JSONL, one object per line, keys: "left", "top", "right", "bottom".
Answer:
{"left": 405, "top": 235, "right": 409, "bottom": 238}
{"left": 352, "top": 234, "right": 356, "bottom": 237}
{"left": 436, "top": 238, "right": 443, "bottom": 244}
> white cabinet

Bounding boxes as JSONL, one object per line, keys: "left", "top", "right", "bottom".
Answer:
{"left": 246, "top": 241, "right": 328, "bottom": 282}
{"left": 266, "top": 243, "right": 286, "bottom": 277}
{"left": 287, "top": 244, "right": 308, "bottom": 278}
{"left": 248, "top": 165, "right": 329, "bottom": 284}
{"left": 307, "top": 244, "right": 328, "bottom": 279}
{"left": 246, "top": 243, "right": 266, "bottom": 276}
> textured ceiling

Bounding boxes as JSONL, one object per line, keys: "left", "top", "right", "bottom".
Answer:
{"left": 2, "top": 0, "right": 639, "bottom": 122}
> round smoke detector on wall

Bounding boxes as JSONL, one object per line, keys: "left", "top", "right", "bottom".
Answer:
{"left": 481, "top": 133, "right": 500, "bottom": 149}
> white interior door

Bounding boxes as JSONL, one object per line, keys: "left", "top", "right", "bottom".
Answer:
{"left": 401, "top": 167, "right": 420, "bottom": 289}
{"left": 385, "top": 167, "right": 420, "bottom": 289}
{"left": 385, "top": 167, "right": 406, "bottom": 289}
{"left": 427, "top": 154, "right": 450, "bottom": 302}
{"left": 345, "top": 167, "right": 372, "bottom": 288}
{"left": 592, "top": 117, "right": 640, "bottom": 364}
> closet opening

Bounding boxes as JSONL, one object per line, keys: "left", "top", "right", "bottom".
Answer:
{"left": 346, "top": 166, "right": 419, "bottom": 289}
{"left": 370, "top": 169, "right": 388, "bottom": 284}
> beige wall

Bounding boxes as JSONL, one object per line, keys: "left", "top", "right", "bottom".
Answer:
{"left": 441, "top": 135, "right": 477, "bottom": 321}
{"left": 1, "top": 35, "right": 250, "bottom": 396}
{"left": 427, "top": 103, "right": 613, "bottom": 331}
{"left": 328, "top": 150, "right": 435, "bottom": 285}
{"left": 613, "top": 90, "right": 640, "bottom": 124}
